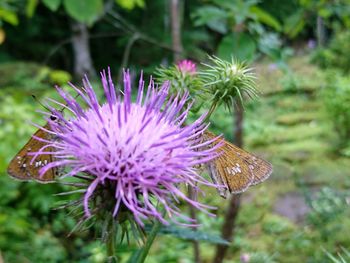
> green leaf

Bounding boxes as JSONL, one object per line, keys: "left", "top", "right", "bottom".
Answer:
{"left": 146, "top": 224, "right": 230, "bottom": 245}
{"left": 217, "top": 32, "right": 256, "bottom": 62}
{"left": 284, "top": 9, "right": 305, "bottom": 38}
{"left": 42, "top": 0, "right": 61, "bottom": 11}
{"left": 192, "top": 6, "right": 228, "bottom": 34}
{"left": 0, "top": 8, "right": 19, "bottom": 26}
{"left": 127, "top": 249, "right": 142, "bottom": 263}
{"left": 63, "top": 0, "right": 103, "bottom": 25}
{"left": 318, "top": 7, "right": 332, "bottom": 18}
{"left": 324, "top": 247, "right": 350, "bottom": 263}
{"left": 250, "top": 6, "right": 281, "bottom": 31}
{"left": 115, "top": 0, "right": 145, "bottom": 10}
{"left": 26, "top": 0, "right": 39, "bottom": 18}
{"left": 258, "top": 32, "right": 282, "bottom": 58}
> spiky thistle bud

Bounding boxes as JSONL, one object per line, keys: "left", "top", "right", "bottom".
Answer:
{"left": 155, "top": 60, "right": 204, "bottom": 101}
{"left": 200, "top": 56, "right": 258, "bottom": 110}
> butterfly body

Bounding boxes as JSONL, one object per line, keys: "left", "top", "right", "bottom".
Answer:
{"left": 7, "top": 123, "right": 58, "bottom": 183}
{"left": 203, "top": 131, "right": 272, "bottom": 198}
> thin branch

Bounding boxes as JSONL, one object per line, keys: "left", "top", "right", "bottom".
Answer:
{"left": 118, "top": 32, "right": 140, "bottom": 80}
{"left": 188, "top": 186, "right": 201, "bottom": 263}
{"left": 170, "top": 0, "right": 183, "bottom": 62}
{"left": 106, "top": 10, "right": 187, "bottom": 58}
{"left": 43, "top": 32, "right": 124, "bottom": 65}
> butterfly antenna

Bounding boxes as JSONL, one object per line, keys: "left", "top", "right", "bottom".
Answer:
{"left": 32, "top": 90, "right": 82, "bottom": 115}
{"left": 31, "top": 95, "right": 51, "bottom": 112}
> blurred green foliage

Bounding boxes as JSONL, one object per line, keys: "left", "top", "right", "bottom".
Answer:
{"left": 321, "top": 71, "right": 350, "bottom": 155}
{"left": 307, "top": 188, "right": 349, "bottom": 239}
{"left": 326, "top": 247, "right": 350, "bottom": 263}
{"left": 0, "top": 2, "right": 19, "bottom": 26}
{"left": 191, "top": 0, "right": 282, "bottom": 62}
{"left": 312, "top": 30, "right": 350, "bottom": 73}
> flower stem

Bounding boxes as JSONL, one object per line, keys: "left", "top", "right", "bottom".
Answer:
{"left": 135, "top": 219, "right": 162, "bottom": 263}
{"left": 106, "top": 219, "right": 117, "bottom": 263}
{"left": 205, "top": 101, "right": 218, "bottom": 122}
{"left": 188, "top": 186, "right": 201, "bottom": 263}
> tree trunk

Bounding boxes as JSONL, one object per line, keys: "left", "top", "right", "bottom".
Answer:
{"left": 212, "top": 103, "right": 243, "bottom": 263}
{"left": 71, "top": 21, "right": 95, "bottom": 78}
{"left": 170, "top": 0, "right": 183, "bottom": 62}
{"left": 316, "top": 16, "right": 326, "bottom": 47}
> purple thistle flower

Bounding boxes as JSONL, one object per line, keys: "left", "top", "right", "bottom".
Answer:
{"left": 177, "top": 59, "right": 197, "bottom": 75}
{"left": 35, "top": 68, "right": 221, "bottom": 226}
{"left": 240, "top": 253, "right": 250, "bottom": 263}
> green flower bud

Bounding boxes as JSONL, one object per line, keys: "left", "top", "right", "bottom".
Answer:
{"left": 200, "top": 56, "right": 258, "bottom": 110}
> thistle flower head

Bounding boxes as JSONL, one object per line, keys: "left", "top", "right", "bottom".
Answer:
{"left": 177, "top": 59, "right": 197, "bottom": 75}
{"left": 155, "top": 60, "right": 204, "bottom": 104}
{"left": 35, "top": 68, "right": 220, "bottom": 226}
{"left": 200, "top": 56, "right": 258, "bottom": 109}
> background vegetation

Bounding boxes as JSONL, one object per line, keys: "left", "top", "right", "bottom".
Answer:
{"left": 0, "top": 0, "right": 350, "bottom": 262}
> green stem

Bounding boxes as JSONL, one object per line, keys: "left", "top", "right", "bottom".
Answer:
{"left": 205, "top": 101, "right": 218, "bottom": 122}
{"left": 135, "top": 220, "right": 162, "bottom": 263}
{"left": 106, "top": 219, "right": 117, "bottom": 263}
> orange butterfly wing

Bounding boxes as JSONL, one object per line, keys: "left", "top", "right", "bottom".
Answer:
{"left": 203, "top": 130, "right": 272, "bottom": 196}
{"left": 229, "top": 144, "right": 273, "bottom": 186}
{"left": 7, "top": 123, "right": 57, "bottom": 183}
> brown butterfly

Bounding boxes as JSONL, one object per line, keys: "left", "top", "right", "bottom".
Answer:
{"left": 202, "top": 130, "right": 272, "bottom": 198}
{"left": 7, "top": 116, "right": 60, "bottom": 183}
{"left": 7, "top": 91, "right": 83, "bottom": 183}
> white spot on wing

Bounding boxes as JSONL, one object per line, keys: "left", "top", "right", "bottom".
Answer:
{"left": 228, "top": 163, "right": 242, "bottom": 176}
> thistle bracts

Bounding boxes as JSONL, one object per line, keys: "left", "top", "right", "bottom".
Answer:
{"left": 200, "top": 56, "right": 258, "bottom": 110}
{"left": 155, "top": 60, "right": 206, "bottom": 105}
